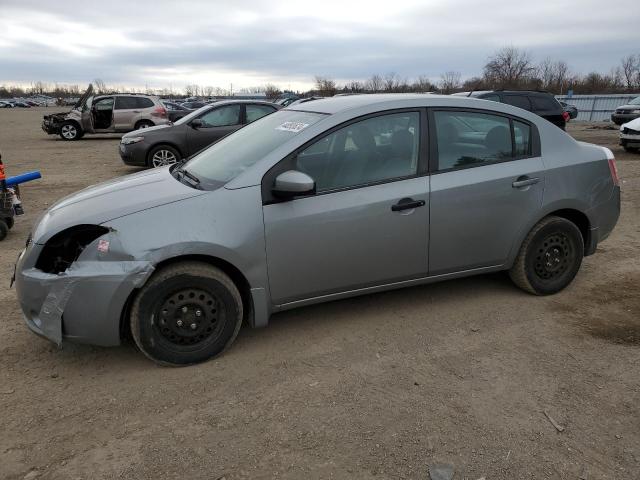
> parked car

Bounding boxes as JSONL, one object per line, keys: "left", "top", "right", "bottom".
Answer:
{"left": 14, "top": 94, "right": 620, "bottom": 365}
{"left": 13, "top": 101, "right": 32, "bottom": 108}
{"left": 620, "top": 117, "right": 640, "bottom": 152}
{"left": 287, "top": 96, "right": 324, "bottom": 107}
{"left": 611, "top": 96, "right": 640, "bottom": 125}
{"left": 182, "top": 101, "right": 207, "bottom": 110}
{"left": 0, "top": 101, "right": 13, "bottom": 108}
{"left": 42, "top": 84, "right": 170, "bottom": 141}
{"left": 119, "top": 100, "right": 279, "bottom": 167}
{"left": 453, "top": 90, "right": 569, "bottom": 129}
{"left": 559, "top": 101, "right": 578, "bottom": 119}
{"left": 275, "top": 96, "right": 300, "bottom": 107}
{"left": 161, "top": 101, "right": 191, "bottom": 122}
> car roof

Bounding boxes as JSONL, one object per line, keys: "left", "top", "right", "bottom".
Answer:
{"left": 284, "top": 93, "right": 478, "bottom": 115}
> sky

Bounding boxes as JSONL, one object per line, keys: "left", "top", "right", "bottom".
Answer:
{"left": 0, "top": 0, "right": 639, "bottom": 93}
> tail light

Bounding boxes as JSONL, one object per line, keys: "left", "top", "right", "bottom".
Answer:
{"left": 152, "top": 106, "right": 167, "bottom": 118}
{"left": 608, "top": 158, "right": 620, "bottom": 186}
{"left": 562, "top": 111, "right": 570, "bottom": 122}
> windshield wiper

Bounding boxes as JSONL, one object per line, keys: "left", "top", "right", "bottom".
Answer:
{"left": 175, "top": 166, "right": 201, "bottom": 188}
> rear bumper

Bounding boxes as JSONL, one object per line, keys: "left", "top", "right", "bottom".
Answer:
{"left": 589, "top": 185, "right": 621, "bottom": 250}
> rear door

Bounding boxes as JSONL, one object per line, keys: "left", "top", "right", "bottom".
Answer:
{"left": 113, "top": 96, "right": 139, "bottom": 131}
{"left": 428, "top": 108, "right": 544, "bottom": 274}
{"left": 185, "top": 104, "right": 242, "bottom": 155}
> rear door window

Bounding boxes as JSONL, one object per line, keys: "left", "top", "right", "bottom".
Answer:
{"left": 199, "top": 105, "right": 241, "bottom": 127}
{"left": 530, "top": 95, "right": 559, "bottom": 111}
{"left": 246, "top": 104, "right": 276, "bottom": 123}
{"left": 503, "top": 95, "right": 531, "bottom": 111}
{"left": 433, "top": 110, "right": 513, "bottom": 170}
{"left": 135, "top": 97, "right": 154, "bottom": 109}
{"left": 513, "top": 120, "right": 532, "bottom": 157}
{"left": 114, "top": 97, "right": 137, "bottom": 109}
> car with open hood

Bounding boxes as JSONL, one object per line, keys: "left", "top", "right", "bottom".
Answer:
{"left": 14, "top": 94, "right": 620, "bottom": 366}
{"left": 620, "top": 117, "right": 640, "bottom": 152}
{"left": 42, "top": 84, "right": 170, "bottom": 140}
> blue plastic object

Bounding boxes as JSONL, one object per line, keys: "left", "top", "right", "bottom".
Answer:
{"left": 6, "top": 171, "right": 41, "bottom": 187}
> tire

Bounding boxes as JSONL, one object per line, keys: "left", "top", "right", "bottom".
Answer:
{"left": 148, "top": 144, "right": 181, "bottom": 168}
{"left": 0, "top": 220, "right": 8, "bottom": 241}
{"left": 130, "top": 262, "right": 243, "bottom": 366}
{"left": 509, "top": 216, "right": 584, "bottom": 295}
{"left": 135, "top": 120, "right": 154, "bottom": 130}
{"left": 59, "top": 122, "right": 81, "bottom": 141}
{"left": 623, "top": 146, "right": 638, "bottom": 153}
{"left": 5, "top": 217, "right": 14, "bottom": 229}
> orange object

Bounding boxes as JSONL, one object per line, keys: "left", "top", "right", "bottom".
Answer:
{"left": 0, "top": 164, "right": 5, "bottom": 180}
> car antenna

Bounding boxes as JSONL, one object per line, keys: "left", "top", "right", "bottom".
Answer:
{"left": 467, "top": 89, "right": 474, "bottom": 97}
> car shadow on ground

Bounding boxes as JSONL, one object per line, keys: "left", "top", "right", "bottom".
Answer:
{"left": 33, "top": 272, "right": 518, "bottom": 370}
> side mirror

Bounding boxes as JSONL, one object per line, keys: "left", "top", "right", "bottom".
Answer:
{"left": 273, "top": 170, "right": 315, "bottom": 199}
{"left": 191, "top": 118, "right": 204, "bottom": 129}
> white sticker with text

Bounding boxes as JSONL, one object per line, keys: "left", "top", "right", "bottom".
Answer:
{"left": 276, "top": 121, "right": 310, "bottom": 133}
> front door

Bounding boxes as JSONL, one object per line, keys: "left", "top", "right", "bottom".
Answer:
{"left": 185, "top": 104, "right": 242, "bottom": 156}
{"left": 263, "top": 110, "right": 430, "bottom": 305}
{"left": 428, "top": 108, "right": 545, "bottom": 274}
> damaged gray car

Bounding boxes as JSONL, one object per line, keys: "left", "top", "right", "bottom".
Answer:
{"left": 14, "top": 94, "right": 621, "bottom": 366}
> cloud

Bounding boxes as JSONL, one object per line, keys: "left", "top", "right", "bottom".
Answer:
{"left": 0, "top": 0, "right": 638, "bottom": 91}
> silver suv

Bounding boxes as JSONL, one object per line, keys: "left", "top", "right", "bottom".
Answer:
{"left": 42, "top": 84, "right": 169, "bottom": 140}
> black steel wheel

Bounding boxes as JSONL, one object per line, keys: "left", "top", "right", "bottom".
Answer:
{"left": 130, "top": 262, "right": 243, "bottom": 366}
{"left": 510, "top": 216, "right": 584, "bottom": 295}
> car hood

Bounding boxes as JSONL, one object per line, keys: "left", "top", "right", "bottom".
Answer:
{"left": 621, "top": 117, "right": 640, "bottom": 131}
{"left": 122, "top": 123, "right": 172, "bottom": 139}
{"left": 617, "top": 104, "right": 640, "bottom": 111}
{"left": 32, "top": 167, "right": 206, "bottom": 244}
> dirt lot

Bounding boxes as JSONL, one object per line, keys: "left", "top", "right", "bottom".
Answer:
{"left": 0, "top": 108, "right": 638, "bottom": 480}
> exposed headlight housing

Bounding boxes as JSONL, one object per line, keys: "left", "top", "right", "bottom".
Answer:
{"left": 121, "top": 136, "right": 144, "bottom": 145}
{"left": 36, "top": 225, "right": 109, "bottom": 274}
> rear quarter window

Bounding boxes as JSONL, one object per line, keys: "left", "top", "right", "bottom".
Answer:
{"left": 503, "top": 95, "right": 532, "bottom": 111}
{"left": 135, "top": 97, "right": 155, "bottom": 109}
{"left": 531, "top": 95, "right": 560, "bottom": 111}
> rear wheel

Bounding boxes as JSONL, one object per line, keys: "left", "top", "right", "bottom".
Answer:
{"left": 59, "top": 122, "right": 81, "bottom": 141}
{"left": 509, "top": 216, "right": 584, "bottom": 295}
{"left": 130, "top": 262, "right": 243, "bottom": 366}
{"left": 148, "top": 144, "right": 180, "bottom": 168}
{"left": 135, "top": 120, "right": 154, "bottom": 130}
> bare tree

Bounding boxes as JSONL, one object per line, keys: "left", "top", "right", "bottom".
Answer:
{"left": 483, "top": 47, "right": 535, "bottom": 88}
{"left": 263, "top": 84, "right": 281, "bottom": 100}
{"left": 439, "top": 71, "right": 461, "bottom": 93}
{"left": 411, "top": 75, "right": 434, "bottom": 92}
{"left": 620, "top": 54, "right": 640, "bottom": 91}
{"left": 365, "top": 74, "right": 383, "bottom": 92}
{"left": 93, "top": 78, "right": 107, "bottom": 94}
{"left": 314, "top": 76, "right": 337, "bottom": 96}
{"left": 383, "top": 72, "right": 401, "bottom": 92}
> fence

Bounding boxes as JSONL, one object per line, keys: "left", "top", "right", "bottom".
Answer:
{"left": 555, "top": 94, "right": 639, "bottom": 122}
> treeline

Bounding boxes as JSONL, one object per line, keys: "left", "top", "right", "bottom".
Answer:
{"left": 2, "top": 47, "right": 639, "bottom": 99}
{"left": 313, "top": 47, "right": 640, "bottom": 96}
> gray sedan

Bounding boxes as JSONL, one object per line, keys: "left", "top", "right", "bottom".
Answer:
{"left": 14, "top": 94, "right": 621, "bottom": 365}
{"left": 119, "top": 100, "right": 280, "bottom": 168}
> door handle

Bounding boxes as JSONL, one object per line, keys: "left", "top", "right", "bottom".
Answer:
{"left": 391, "top": 198, "right": 426, "bottom": 212}
{"left": 133, "top": 110, "right": 141, "bottom": 113}
{"left": 512, "top": 176, "right": 540, "bottom": 188}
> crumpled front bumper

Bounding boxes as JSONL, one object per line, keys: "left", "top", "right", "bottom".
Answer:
{"left": 15, "top": 244, "right": 154, "bottom": 346}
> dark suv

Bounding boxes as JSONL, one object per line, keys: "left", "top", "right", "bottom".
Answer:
{"left": 453, "top": 90, "right": 568, "bottom": 129}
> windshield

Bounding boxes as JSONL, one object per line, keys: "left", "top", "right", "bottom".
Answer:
{"left": 184, "top": 110, "right": 326, "bottom": 186}
{"left": 174, "top": 105, "right": 212, "bottom": 125}
{"left": 629, "top": 97, "right": 640, "bottom": 105}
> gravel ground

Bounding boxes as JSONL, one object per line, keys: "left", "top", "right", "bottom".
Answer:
{"left": 0, "top": 108, "right": 638, "bottom": 480}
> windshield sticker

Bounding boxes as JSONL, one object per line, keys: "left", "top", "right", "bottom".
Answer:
{"left": 276, "top": 121, "right": 310, "bottom": 133}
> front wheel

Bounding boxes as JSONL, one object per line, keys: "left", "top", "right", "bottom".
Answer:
{"left": 509, "top": 216, "right": 584, "bottom": 295}
{"left": 130, "top": 262, "right": 243, "bottom": 366}
{"left": 148, "top": 144, "right": 180, "bottom": 168}
{"left": 623, "top": 145, "right": 638, "bottom": 153}
{"left": 59, "top": 122, "right": 81, "bottom": 141}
